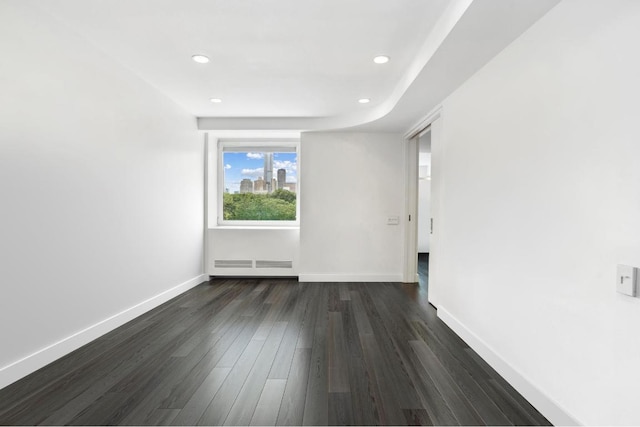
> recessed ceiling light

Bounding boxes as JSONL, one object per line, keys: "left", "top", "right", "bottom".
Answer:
{"left": 358, "top": 98, "right": 370, "bottom": 104}
{"left": 210, "top": 98, "right": 222, "bottom": 103}
{"left": 192, "top": 55, "right": 210, "bottom": 64}
{"left": 373, "top": 55, "right": 390, "bottom": 64}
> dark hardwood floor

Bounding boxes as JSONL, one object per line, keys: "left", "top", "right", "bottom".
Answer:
{"left": 418, "top": 252, "right": 429, "bottom": 288}
{"left": 402, "top": 253, "right": 430, "bottom": 312}
{"left": 0, "top": 278, "right": 551, "bottom": 426}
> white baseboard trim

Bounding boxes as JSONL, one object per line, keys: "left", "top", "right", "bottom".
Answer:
{"left": 0, "top": 273, "right": 208, "bottom": 390}
{"left": 437, "top": 306, "right": 582, "bottom": 426}
{"left": 298, "top": 273, "right": 403, "bottom": 282}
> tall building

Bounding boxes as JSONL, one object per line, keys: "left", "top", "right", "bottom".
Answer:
{"left": 264, "top": 153, "right": 273, "bottom": 192}
{"left": 271, "top": 178, "right": 277, "bottom": 192}
{"left": 254, "top": 177, "right": 265, "bottom": 192}
{"left": 277, "top": 168, "right": 286, "bottom": 190}
{"left": 239, "top": 178, "right": 253, "bottom": 193}
{"left": 284, "top": 182, "right": 297, "bottom": 193}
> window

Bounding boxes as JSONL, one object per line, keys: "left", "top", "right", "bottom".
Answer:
{"left": 218, "top": 142, "right": 299, "bottom": 225}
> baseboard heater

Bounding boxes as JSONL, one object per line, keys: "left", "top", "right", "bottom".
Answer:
{"left": 214, "top": 259, "right": 254, "bottom": 269}
{"left": 212, "top": 259, "right": 295, "bottom": 276}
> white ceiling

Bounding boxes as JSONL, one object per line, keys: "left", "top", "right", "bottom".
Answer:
{"left": 33, "top": 0, "right": 561, "bottom": 133}
{"left": 35, "top": 0, "right": 448, "bottom": 115}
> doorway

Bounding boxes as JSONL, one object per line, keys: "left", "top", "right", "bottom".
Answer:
{"left": 401, "top": 127, "right": 431, "bottom": 310}
{"left": 417, "top": 129, "right": 431, "bottom": 298}
{"left": 402, "top": 106, "right": 441, "bottom": 307}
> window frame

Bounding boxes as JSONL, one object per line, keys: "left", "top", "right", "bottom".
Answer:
{"left": 217, "top": 140, "right": 300, "bottom": 227}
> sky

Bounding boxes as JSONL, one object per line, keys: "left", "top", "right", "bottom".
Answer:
{"left": 223, "top": 152, "right": 297, "bottom": 193}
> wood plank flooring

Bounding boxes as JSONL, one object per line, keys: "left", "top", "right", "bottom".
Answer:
{"left": 401, "top": 253, "right": 430, "bottom": 313}
{"left": 0, "top": 279, "right": 551, "bottom": 426}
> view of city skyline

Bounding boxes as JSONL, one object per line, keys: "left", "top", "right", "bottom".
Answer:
{"left": 223, "top": 152, "right": 297, "bottom": 194}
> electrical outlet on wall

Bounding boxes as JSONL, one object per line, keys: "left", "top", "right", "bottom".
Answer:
{"left": 617, "top": 264, "right": 638, "bottom": 297}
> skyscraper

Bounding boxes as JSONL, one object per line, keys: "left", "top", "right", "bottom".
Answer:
{"left": 239, "top": 178, "right": 253, "bottom": 193}
{"left": 254, "top": 177, "right": 265, "bottom": 192}
{"left": 284, "top": 182, "right": 297, "bottom": 193}
{"left": 264, "top": 153, "right": 273, "bottom": 193}
{"left": 277, "top": 168, "right": 286, "bottom": 190}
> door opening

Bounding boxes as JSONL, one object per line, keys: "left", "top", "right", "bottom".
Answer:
{"left": 414, "top": 129, "right": 431, "bottom": 308}
{"left": 403, "top": 107, "right": 441, "bottom": 307}
{"left": 401, "top": 127, "right": 431, "bottom": 309}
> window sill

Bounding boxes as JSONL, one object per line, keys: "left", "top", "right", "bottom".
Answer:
{"left": 209, "top": 225, "right": 300, "bottom": 230}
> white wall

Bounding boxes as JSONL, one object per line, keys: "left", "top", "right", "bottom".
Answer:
{"left": 431, "top": 0, "right": 640, "bottom": 424}
{"left": 299, "top": 132, "right": 405, "bottom": 282}
{"left": 0, "top": 2, "right": 204, "bottom": 388}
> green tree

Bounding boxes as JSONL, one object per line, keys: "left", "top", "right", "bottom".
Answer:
{"left": 223, "top": 192, "right": 296, "bottom": 221}
{"left": 269, "top": 189, "right": 296, "bottom": 203}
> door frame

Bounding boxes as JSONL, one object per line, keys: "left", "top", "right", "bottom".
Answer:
{"left": 402, "top": 106, "right": 442, "bottom": 284}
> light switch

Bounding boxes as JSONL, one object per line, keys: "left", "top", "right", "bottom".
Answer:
{"left": 617, "top": 264, "right": 638, "bottom": 297}
{"left": 387, "top": 216, "right": 400, "bottom": 225}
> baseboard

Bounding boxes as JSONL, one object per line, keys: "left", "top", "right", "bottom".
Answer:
{"left": 298, "top": 273, "right": 403, "bottom": 282}
{"left": 0, "top": 273, "right": 208, "bottom": 390}
{"left": 437, "top": 306, "right": 582, "bottom": 426}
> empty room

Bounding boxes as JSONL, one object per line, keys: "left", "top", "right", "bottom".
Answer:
{"left": 1, "top": 0, "right": 640, "bottom": 425}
